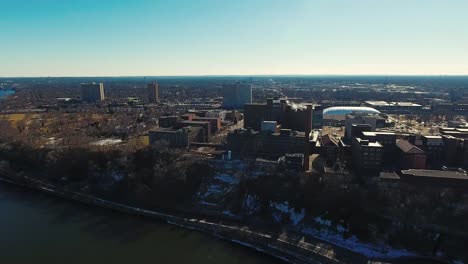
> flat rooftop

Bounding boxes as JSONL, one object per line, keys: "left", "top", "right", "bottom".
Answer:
{"left": 150, "top": 127, "right": 179, "bottom": 133}
{"left": 362, "top": 131, "right": 398, "bottom": 136}
{"left": 390, "top": 102, "right": 422, "bottom": 107}
{"left": 423, "top": 135, "right": 443, "bottom": 139}
{"left": 365, "top": 101, "right": 422, "bottom": 107}
{"left": 366, "top": 101, "right": 390, "bottom": 106}
{"left": 402, "top": 169, "right": 468, "bottom": 180}
{"left": 355, "top": 137, "right": 383, "bottom": 147}
{"left": 380, "top": 172, "right": 401, "bottom": 180}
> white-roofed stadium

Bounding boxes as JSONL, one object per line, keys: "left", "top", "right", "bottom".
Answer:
{"left": 323, "top": 106, "right": 381, "bottom": 121}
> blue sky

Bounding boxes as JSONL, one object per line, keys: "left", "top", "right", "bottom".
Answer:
{"left": 1, "top": 0, "right": 467, "bottom": 76}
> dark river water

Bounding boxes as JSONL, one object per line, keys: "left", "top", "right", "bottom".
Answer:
{"left": 0, "top": 183, "right": 283, "bottom": 264}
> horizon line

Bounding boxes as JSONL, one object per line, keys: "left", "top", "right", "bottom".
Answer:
{"left": 2, "top": 73, "right": 468, "bottom": 79}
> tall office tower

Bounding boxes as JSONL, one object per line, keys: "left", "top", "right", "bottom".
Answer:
{"left": 222, "top": 81, "right": 252, "bottom": 109}
{"left": 147, "top": 82, "right": 159, "bottom": 103}
{"left": 81, "top": 82, "right": 105, "bottom": 102}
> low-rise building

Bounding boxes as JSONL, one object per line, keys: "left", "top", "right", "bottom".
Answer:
{"left": 320, "top": 134, "right": 339, "bottom": 165}
{"left": 399, "top": 169, "right": 468, "bottom": 188}
{"left": 227, "top": 128, "right": 306, "bottom": 159}
{"left": 422, "top": 135, "right": 444, "bottom": 167}
{"left": 176, "top": 120, "right": 211, "bottom": 142}
{"left": 261, "top": 121, "right": 278, "bottom": 133}
{"left": 193, "top": 117, "right": 221, "bottom": 133}
{"left": 149, "top": 126, "right": 204, "bottom": 148}
{"left": 158, "top": 116, "right": 180, "bottom": 128}
{"left": 365, "top": 101, "right": 422, "bottom": 114}
{"left": 396, "top": 139, "right": 426, "bottom": 169}
{"left": 351, "top": 137, "right": 383, "bottom": 172}
{"left": 344, "top": 113, "right": 386, "bottom": 140}
{"left": 282, "top": 153, "right": 304, "bottom": 170}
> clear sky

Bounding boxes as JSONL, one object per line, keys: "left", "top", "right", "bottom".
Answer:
{"left": 1, "top": 0, "right": 468, "bottom": 77}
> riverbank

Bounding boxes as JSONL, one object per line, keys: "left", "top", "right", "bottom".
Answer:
{"left": 0, "top": 175, "right": 363, "bottom": 264}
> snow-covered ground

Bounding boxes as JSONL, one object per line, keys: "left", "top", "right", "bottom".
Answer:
{"left": 197, "top": 173, "right": 239, "bottom": 207}
{"left": 270, "top": 201, "right": 305, "bottom": 225}
{"left": 302, "top": 218, "right": 417, "bottom": 259}
{"left": 214, "top": 173, "right": 240, "bottom": 184}
{"left": 244, "top": 194, "right": 260, "bottom": 215}
{"left": 91, "top": 139, "right": 122, "bottom": 146}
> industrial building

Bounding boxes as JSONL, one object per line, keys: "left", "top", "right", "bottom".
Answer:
{"left": 431, "top": 102, "right": 468, "bottom": 116}
{"left": 365, "top": 101, "right": 422, "bottom": 114}
{"left": 81, "top": 83, "right": 105, "bottom": 102}
{"left": 222, "top": 82, "right": 252, "bottom": 109}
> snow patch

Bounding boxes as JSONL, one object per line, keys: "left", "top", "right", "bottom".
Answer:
{"left": 214, "top": 173, "right": 239, "bottom": 184}
{"left": 223, "top": 210, "right": 236, "bottom": 217}
{"left": 314, "top": 216, "right": 332, "bottom": 227}
{"left": 91, "top": 139, "right": 122, "bottom": 146}
{"left": 301, "top": 226, "right": 416, "bottom": 259}
{"left": 244, "top": 195, "right": 260, "bottom": 215}
{"left": 270, "top": 201, "right": 305, "bottom": 225}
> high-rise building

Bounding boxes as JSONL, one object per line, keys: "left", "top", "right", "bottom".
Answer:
{"left": 312, "top": 105, "right": 323, "bottom": 129}
{"left": 243, "top": 98, "right": 313, "bottom": 132}
{"left": 81, "top": 83, "right": 105, "bottom": 102}
{"left": 147, "top": 82, "right": 159, "bottom": 103}
{"left": 222, "top": 82, "right": 252, "bottom": 109}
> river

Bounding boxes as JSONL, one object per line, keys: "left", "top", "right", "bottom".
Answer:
{"left": 0, "top": 183, "right": 283, "bottom": 264}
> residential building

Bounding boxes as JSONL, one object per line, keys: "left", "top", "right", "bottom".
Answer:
{"left": 222, "top": 82, "right": 252, "bottom": 109}
{"left": 81, "top": 83, "right": 105, "bottom": 102}
{"left": 147, "top": 82, "right": 159, "bottom": 103}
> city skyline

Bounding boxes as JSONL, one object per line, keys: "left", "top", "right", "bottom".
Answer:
{"left": 2, "top": 0, "right": 468, "bottom": 77}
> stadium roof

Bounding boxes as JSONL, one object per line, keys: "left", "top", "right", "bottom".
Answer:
{"left": 323, "top": 106, "right": 381, "bottom": 115}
